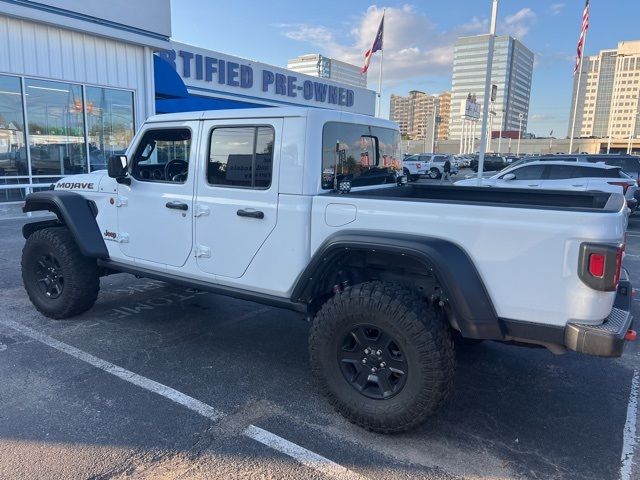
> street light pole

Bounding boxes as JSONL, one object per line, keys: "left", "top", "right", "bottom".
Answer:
{"left": 476, "top": 0, "right": 498, "bottom": 183}
{"left": 517, "top": 113, "right": 523, "bottom": 156}
{"left": 497, "top": 109, "right": 503, "bottom": 154}
{"left": 628, "top": 96, "right": 639, "bottom": 154}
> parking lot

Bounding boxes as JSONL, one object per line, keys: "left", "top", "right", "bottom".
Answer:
{"left": 1, "top": 204, "right": 640, "bottom": 480}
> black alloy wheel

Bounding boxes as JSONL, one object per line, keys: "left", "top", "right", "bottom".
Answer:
{"left": 35, "top": 253, "right": 64, "bottom": 299}
{"left": 338, "top": 324, "right": 408, "bottom": 399}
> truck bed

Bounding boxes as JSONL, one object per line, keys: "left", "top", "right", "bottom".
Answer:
{"left": 334, "top": 184, "right": 620, "bottom": 212}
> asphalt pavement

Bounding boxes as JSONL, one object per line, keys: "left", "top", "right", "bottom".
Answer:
{"left": 0, "top": 202, "right": 639, "bottom": 479}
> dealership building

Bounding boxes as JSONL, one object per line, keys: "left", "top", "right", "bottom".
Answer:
{"left": 0, "top": 0, "right": 375, "bottom": 211}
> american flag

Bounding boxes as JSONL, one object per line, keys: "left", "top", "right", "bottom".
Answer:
{"left": 573, "top": 0, "right": 590, "bottom": 75}
{"left": 361, "top": 13, "right": 384, "bottom": 74}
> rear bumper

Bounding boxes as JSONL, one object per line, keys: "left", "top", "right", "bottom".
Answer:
{"left": 500, "top": 270, "right": 633, "bottom": 357}
{"left": 564, "top": 270, "right": 633, "bottom": 358}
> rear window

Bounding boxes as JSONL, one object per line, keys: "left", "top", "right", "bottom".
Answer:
{"left": 582, "top": 166, "right": 622, "bottom": 178}
{"left": 322, "top": 122, "right": 401, "bottom": 189}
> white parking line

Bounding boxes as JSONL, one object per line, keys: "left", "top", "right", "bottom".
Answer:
{"left": 244, "top": 425, "right": 363, "bottom": 480}
{"left": 1, "top": 319, "right": 225, "bottom": 421}
{"left": 621, "top": 370, "right": 639, "bottom": 480}
{"left": 0, "top": 319, "right": 363, "bottom": 480}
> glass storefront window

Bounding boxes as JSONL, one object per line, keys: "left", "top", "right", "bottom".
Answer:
{"left": 25, "top": 78, "right": 87, "bottom": 176}
{"left": 0, "top": 75, "right": 27, "bottom": 177}
{"left": 86, "top": 87, "right": 135, "bottom": 171}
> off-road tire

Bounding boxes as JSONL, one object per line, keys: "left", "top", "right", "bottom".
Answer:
{"left": 309, "top": 281, "right": 455, "bottom": 433}
{"left": 22, "top": 227, "right": 100, "bottom": 319}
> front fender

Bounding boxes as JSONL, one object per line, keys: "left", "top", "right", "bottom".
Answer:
{"left": 23, "top": 191, "right": 109, "bottom": 259}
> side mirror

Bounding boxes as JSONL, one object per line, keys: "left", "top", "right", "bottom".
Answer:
{"left": 108, "top": 155, "right": 129, "bottom": 183}
{"left": 503, "top": 173, "right": 516, "bottom": 181}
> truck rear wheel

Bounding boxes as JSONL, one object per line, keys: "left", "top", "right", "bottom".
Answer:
{"left": 22, "top": 227, "right": 100, "bottom": 319}
{"left": 309, "top": 281, "right": 455, "bottom": 433}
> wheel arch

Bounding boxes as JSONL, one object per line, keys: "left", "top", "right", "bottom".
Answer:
{"left": 292, "top": 232, "right": 503, "bottom": 340}
{"left": 22, "top": 191, "right": 109, "bottom": 259}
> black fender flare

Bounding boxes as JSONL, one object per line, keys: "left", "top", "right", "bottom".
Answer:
{"left": 22, "top": 191, "right": 109, "bottom": 259}
{"left": 291, "top": 232, "right": 503, "bottom": 340}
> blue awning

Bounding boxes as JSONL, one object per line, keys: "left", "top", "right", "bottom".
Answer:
{"left": 153, "top": 54, "right": 270, "bottom": 113}
{"left": 154, "top": 55, "right": 189, "bottom": 99}
{"left": 155, "top": 95, "right": 267, "bottom": 114}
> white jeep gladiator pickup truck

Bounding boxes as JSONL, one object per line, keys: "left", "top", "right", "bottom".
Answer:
{"left": 20, "top": 107, "right": 634, "bottom": 433}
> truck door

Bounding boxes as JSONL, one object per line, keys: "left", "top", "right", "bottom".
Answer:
{"left": 194, "top": 119, "right": 282, "bottom": 278}
{"left": 116, "top": 124, "right": 197, "bottom": 267}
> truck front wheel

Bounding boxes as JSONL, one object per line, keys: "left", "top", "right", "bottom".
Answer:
{"left": 22, "top": 227, "right": 100, "bottom": 319}
{"left": 309, "top": 282, "right": 455, "bottom": 433}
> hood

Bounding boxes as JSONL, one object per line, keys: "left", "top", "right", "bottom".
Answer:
{"left": 54, "top": 172, "right": 106, "bottom": 193}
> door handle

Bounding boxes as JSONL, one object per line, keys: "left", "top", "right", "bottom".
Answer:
{"left": 165, "top": 201, "right": 188, "bottom": 211}
{"left": 237, "top": 209, "right": 264, "bottom": 219}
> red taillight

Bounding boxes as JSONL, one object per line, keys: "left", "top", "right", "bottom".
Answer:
{"left": 589, "top": 253, "right": 606, "bottom": 278}
{"left": 580, "top": 243, "right": 625, "bottom": 291}
{"left": 608, "top": 181, "right": 631, "bottom": 194}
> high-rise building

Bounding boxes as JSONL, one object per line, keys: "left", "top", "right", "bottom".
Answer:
{"left": 390, "top": 94, "right": 410, "bottom": 137}
{"left": 437, "top": 92, "right": 451, "bottom": 140}
{"left": 449, "top": 35, "right": 534, "bottom": 140}
{"left": 287, "top": 54, "right": 367, "bottom": 88}
{"left": 568, "top": 40, "right": 640, "bottom": 140}
{"left": 389, "top": 91, "right": 438, "bottom": 140}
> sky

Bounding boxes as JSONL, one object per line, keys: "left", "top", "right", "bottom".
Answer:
{"left": 170, "top": 0, "right": 640, "bottom": 138}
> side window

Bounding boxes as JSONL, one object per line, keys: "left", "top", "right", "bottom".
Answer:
{"left": 504, "top": 165, "right": 545, "bottom": 180}
{"left": 208, "top": 126, "right": 274, "bottom": 188}
{"left": 547, "top": 165, "right": 580, "bottom": 179}
{"left": 131, "top": 129, "right": 191, "bottom": 183}
{"left": 586, "top": 167, "right": 621, "bottom": 178}
{"left": 419, "top": 155, "right": 432, "bottom": 162}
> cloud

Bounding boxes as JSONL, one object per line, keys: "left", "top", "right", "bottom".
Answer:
{"left": 276, "top": 5, "right": 537, "bottom": 89}
{"left": 547, "top": 3, "right": 565, "bottom": 16}
{"left": 531, "top": 114, "right": 555, "bottom": 121}
{"left": 281, "top": 25, "right": 333, "bottom": 44}
{"left": 502, "top": 8, "right": 537, "bottom": 39}
{"left": 277, "top": 5, "right": 487, "bottom": 86}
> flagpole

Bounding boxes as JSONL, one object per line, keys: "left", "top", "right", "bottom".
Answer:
{"left": 568, "top": 39, "right": 586, "bottom": 154}
{"left": 569, "top": 4, "right": 589, "bottom": 154}
{"left": 376, "top": 10, "right": 385, "bottom": 117}
{"left": 476, "top": 0, "right": 498, "bottom": 183}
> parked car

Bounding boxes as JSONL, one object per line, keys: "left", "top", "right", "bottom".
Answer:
{"left": 20, "top": 107, "right": 633, "bottom": 434}
{"left": 455, "top": 160, "right": 638, "bottom": 211}
{"left": 402, "top": 154, "right": 458, "bottom": 180}
{"left": 402, "top": 154, "right": 429, "bottom": 181}
{"left": 469, "top": 154, "right": 507, "bottom": 172}
{"left": 424, "top": 154, "right": 459, "bottom": 179}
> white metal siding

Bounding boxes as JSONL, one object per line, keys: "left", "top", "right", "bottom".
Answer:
{"left": 0, "top": 15, "right": 154, "bottom": 127}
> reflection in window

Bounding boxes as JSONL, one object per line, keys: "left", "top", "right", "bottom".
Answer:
{"left": 25, "top": 78, "right": 87, "bottom": 176}
{"left": 0, "top": 75, "right": 27, "bottom": 177}
{"left": 321, "top": 122, "right": 401, "bottom": 189}
{"left": 208, "top": 126, "right": 274, "bottom": 188}
{"left": 86, "top": 87, "right": 134, "bottom": 171}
